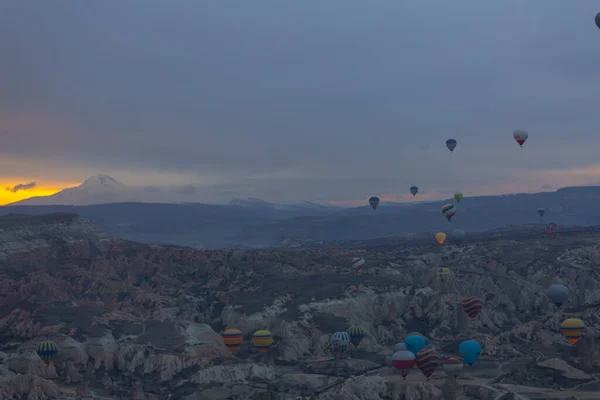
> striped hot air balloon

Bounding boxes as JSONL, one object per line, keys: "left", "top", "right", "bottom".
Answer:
{"left": 347, "top": 325, "right": 365, "bottom": 348}
{"left": 252, "top": 330, "right": 273, "bottom": 353}
{"left": 415, "top": 348, "right": 440, "bottom": 379}
{"left": 351, "top": 257, "right": 365, "bottom": 275}
{"left": 560, "top": 318, "right": 585, "bottom": 345}
{"left": 441, "top": 204, "right": 457, "bottom": 222}
{"left": 442, "top": 357, "right": 463, "bottom": 376}
{"left": 222, "top": 328, "right": 243, "bottom": 354}
{"left": 461, "top": 297, "right": 482, "bottom": 320}
{"left": 331, "top": 331, "right": 351, "bottom": 350}
{"left": 36, "top": 340, "right": 58, "bottom": 364}
{"left": 391, "top": 350, "right": 416, "bottom": 379}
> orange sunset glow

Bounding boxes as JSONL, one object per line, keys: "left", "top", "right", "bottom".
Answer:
{"left": 0, "top": 180, "right": 78, "bottom": 206}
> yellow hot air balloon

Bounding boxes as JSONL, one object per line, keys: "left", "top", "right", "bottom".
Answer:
{"left": 252, "top": 330, "right": 273, "bottom": 353}
{"left": 222, "top": 328, "right": 243, "bottom": 354}
{"left": 560, "top": 318, "right": 585, "bottom": 345}
{"left": 435, "top": 232, "right": 446, "bottom": 245}
{"left": 454, "top": 192, "right": 463, "bottom": 203}
{"left": 436, "top": 267, "right": 452, "bottom": 282}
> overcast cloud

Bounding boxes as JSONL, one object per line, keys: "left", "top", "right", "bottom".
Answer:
{"left": 1, "top": 1, "right": 600, "bottom": 203}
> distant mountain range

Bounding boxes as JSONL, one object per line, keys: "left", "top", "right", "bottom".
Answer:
{"left": 3, "top": 177, "right": 600, "bottom": 248}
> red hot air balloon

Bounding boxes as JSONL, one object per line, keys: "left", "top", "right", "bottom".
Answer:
{"left": 391, "top": 350, "right": 416, "bottom": 379}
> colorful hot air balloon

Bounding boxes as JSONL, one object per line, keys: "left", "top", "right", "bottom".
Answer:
{"left": 459, "top": 340, "right": 481, "bottom": 366}
{"left": 391, "top": 350, "right": 416, "bottom": 379}
{"left": 453, "top": 192, "right": 463, "bottom": 202}
{"left": 252, "top": 330, "right": 273, "bottom": 353}
{"left": 351, "top": 257, "right": 365, "bottom": 275}
{"left": 368, "top": 196, "right": 380, "bottom": 210}
{"left": 545, "top": 284, "right": 569, "bottom": 307}
{"left": 222, "top": 328, "right": 243, "bottom": 354}
{"left": 435, "top": 232, "right": 447, "bottom": 245}
{"left": 442, "top": 357, "right": 463, "bottom": 377}
{"left": 461, "top": 297, "right": 482, "bottom": 320}
{"left": 410, "top": 186, "right": 419, "bottom": 196}
{"left": 446, "top": 139, "right": 457, "bottom": 152}
{"left": 347, "top": 326, "right": 365, "bottom": 348}
{"left": 36, "top": 340, "right": 58, "bottom": 364}
{"left": 415, "top": 348, "right": 440, "bottom": 379}
{"left": 538, "top": 208, "right": 546, "bottom": 217}
{"left": 451, "top": 229, "right": 465, "bottom": 247}
{"left": 436, "top": 267, "right": 452, "bottom": 282}
{"left": 331, "top": 331, "right": 351, "bottom": 352}
{"left": 560, "top": 318, "right": 585, "bottom": 345}
{"left": 513, "top": 130, "right": 528, "bottom": 147}
{"left": 404, "top": 335, "right": 426, "bottom": 354}
{"left": 441, "top": 204, "right": 457, "bottom": 222}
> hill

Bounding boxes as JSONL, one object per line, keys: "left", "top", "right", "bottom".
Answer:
{"left": 3, "top": 185, "right": 600, "bottom": 249}
{"left": 0, "top": 214, "right": 599, "bottom": 398}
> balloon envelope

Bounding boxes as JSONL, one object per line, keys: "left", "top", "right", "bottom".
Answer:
{"left": 453, "top": 192, "right": 463, "bottom": 202}
{"left": 437, "top": 267, "right": 452, "bottom": 282}
{"left": 560, "top": 318, "right": 585, "bottom": 345}
{"left": 446, "top": 139, "right": 457, "bottom": 152}
{"left": 368, "top": 196, "right": 380, "bottom": 210}
{"left": 459, "top": 340, "right": 482, "bottom": 365}
{"left": 442, "top": 357, "right": 463, "bottom": 374}
{"left": 415, "top": 349, "right": 440, "bottom": 378}
{"left": 545, "top": 284, "right": 569, "bottom": 307}
{"left": 347, "top": 325, "right": 365, "bottom": 348}
{"left": 595, "top": 12, "right": 600, "bottom": 29}
{"left": 391, "top": 350, "right": 416, "bottom": 373}
{"left": 394, "top": 342, "right": 407, "bottom": 352}
{"left": 331, "top": 331, "right": 351, "bottom": 350}
{"left": 404, "top": 335, "right": 426, "bottom": 354}
{"left": 513, "top": 130, "right": 529, "bottom": 147}
{"left": 36, "top": 340, "right": 58, "bottom": 364}
{"left": 435, "top": 232, "right": 447, "bottom": 245}
{"left": 441, "top": 204, "right": 457, "bottom": 221}
{"left": 461, "top": 297, "right": 482, "bottom": 320}
{"left": 538, "top": 208, "right": 546, "bottom": 217}
{"left": 252, "top": 330, "right": 273, "bottom": 353}
{"left": 410, "top": 186, "right": 419, "bottom": 196}
{"left": 222, "top": 328, "right": 243, "bottom": 353}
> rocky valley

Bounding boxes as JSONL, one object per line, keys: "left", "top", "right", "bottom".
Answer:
{"left": 0, "top": 213, "right": 599, "bottom": 399}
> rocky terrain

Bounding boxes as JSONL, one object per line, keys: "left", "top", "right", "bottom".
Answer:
{"left": 1, "top": 213, "right": 600, "bottom": 399}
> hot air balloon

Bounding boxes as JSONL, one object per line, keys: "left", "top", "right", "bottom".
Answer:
{"left": 538, "top": 208, "right": 546, "bottom": 217}
{"left": 404, "top": 335, "right": 426, "bottom": 354}
{"left": 222, "top": 328, "right": 243, "bottom": 354}
{"left": 435, "top": 232, "right": 447, "bottom": 245}
{"left": 331, "top": 331, "right": 351, "bottom": 355}
{"left": 391, "top": 350, "right": 416, "bottom": 379}
{"left": 442, "top": 357, "right": 463, "bottom": 377}
{"left": 393, "top": 342, "right": 407, "bottom": 352}
{"left": 513, "top": 130, "right": 528, "bottom": 147}
{"left": 446, "top": 139, "right": 457, "bottom": 152}
{"left": 461, "top": 297, "right": 482, "bottom": 320}
{"left": 451, "top": 229, "right": 465, "bottom": 247}
{"left": 368, "top": 196, "right": 380, "bottom": 210}
{"left": 560, "top": 318, "right": 585, "bottom": 345}
{"left": 545, "top": 284, "right": 569, "bottom": 307}
{"left": 252, "top": 330, "right": 273, "bottom": 353}
{"left": 351, "top": 257, "right": 365, "bottom": 275}
{"left": 36, "top": 340, "right": 58, "bottom": 364}
{"left": 441, "top": 204, "right": 457, "bottom": 222}
{"left": 595, "top": 12, "right": 600, "bottom": 29}
{"left": 453, "top": 192, "right": 463, "bottom": 203}
{"left": 347, "top": 326, "right": 365, "bottom": 348}
{"left": 415, "top": 348, "right": 440, "bottom": 379}
{"left": 459, "top": 340, "right": 481, "bottom": 366}
{"left": 410, "top": 186, "right": 419, "bottom": 196}
{"left": 436, "top": 267, "right": 452, "bottom": 282}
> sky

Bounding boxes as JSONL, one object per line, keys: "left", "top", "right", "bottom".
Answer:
{"left": 1, "top": 1, "right": 600, "bottom": 206}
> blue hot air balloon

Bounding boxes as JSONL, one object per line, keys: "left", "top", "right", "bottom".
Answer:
{"left": 459, "top": 340, "right": 481, "bottom": 366}
{"left": 404, "top": 335, "right": 426, "bottom": 354}
{"left": 446, "top": 139, "right": 457, "bottom": 152}
{"left": 368, "top": 196, "right": 380, "bottom": 210}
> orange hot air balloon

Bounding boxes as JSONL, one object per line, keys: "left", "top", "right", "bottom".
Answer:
{"left": 252, "top": 330, "right": 273, "bottom": 353}
{"left": 560, "top": 318, "right": 585, "bottom": 345}
{"left": 222, "top": 328, "right": 243, "bottom": 354}
{"left": 435, "top": 232, "right": 446, "bottom": 245}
